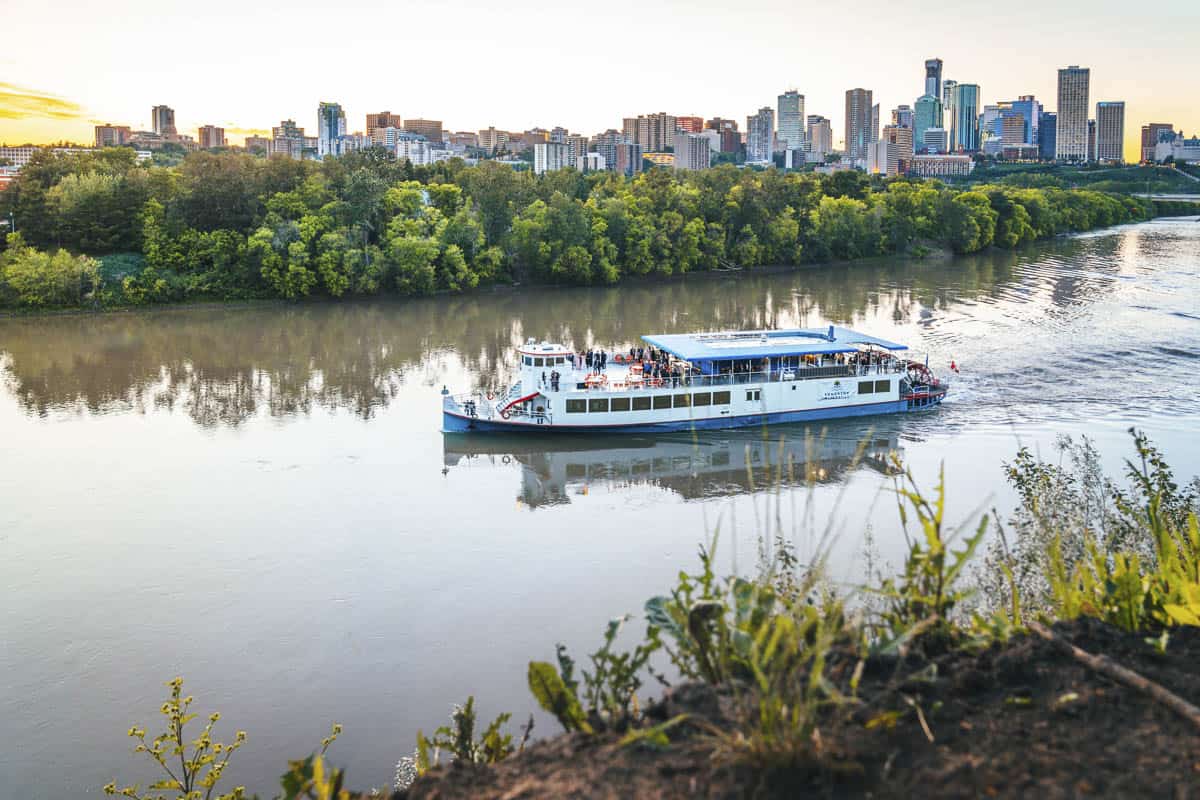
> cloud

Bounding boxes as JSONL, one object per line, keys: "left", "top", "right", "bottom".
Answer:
{"left": 222, "top": 126, "right": 271, "bottom": 136}
{"left": 0, "top": 83, "right": 85, "bottom": 121}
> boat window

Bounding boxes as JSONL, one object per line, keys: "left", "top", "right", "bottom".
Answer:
{"left": 534, "top": 357, "right": 544, "bottom": 367}
{"left": 673, "top": 394, "right": 690, "bottom": 408}
{"left": 746, "top": 390, "right": 761, "bottom": 402}
{"left": 693, "top": 392, "right": 712, "bottom": 406}
{"left": 589, "top": 398, "right": 609, "bottom": 413}
{"left": 713, "top": 391, "right": 731, "bottom": 405}
{"left": 611, "top": 397, "right": 631, "bottom": 412}
{"left": 566, "top": 399, "right": 586, "bottom": 413}
{"left": 632, "top": 396, "right": 652, "bottom": 411}
{"left": 524, "top": 356, "right": 532, "bottom": 366}
{"left": 653, "top": 395, "right": 671, "bottom": 410}
{"left": 874, "top": 380, "right": 891, "bottom": 393}
{"left": 858, "top": 381, "right": 874, "bottom": 395}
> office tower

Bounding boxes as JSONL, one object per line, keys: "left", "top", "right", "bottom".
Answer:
{"left": 1088, "top": 119, "right": 1097, "bottom": 161}
{"left": 317, "top": 102, "right": 347, "bottom": 158}
{"left": 1055, "top": 66, "right": 1090, "bottom": 161}
{"left": 942, "top": 80, "right": 957, "bottom": 148}
{"left": 151, "top": 105, "right": 176, "bottom": 136}
{"left": 746, "top": 107, "right": 775, "bottom": 162}
{"left": 244, "top": 135, "right": 269, "bottom": 152}
{"left": 366, "top": 111, "right": 402, "bottom": 134}
{"left": 673, "top": 132, "right": 712, "bottom": 171}
{"left": 1095, "top": 101, "right": 1125, "bottom": 163}
{"left": 549, "top": 126, "right": 569, "bottom": 143}
{"left": 705, "top": 118, "right": 740, "bottom": 152}
{"left": 622, "top": 113, "right": 677, "bottom": 152}
{"left": 270, "top": 119, "right": 306, "bottom": 159}
{"left": 998, "top": 95, "right": 1040, "bottom": 144}
{"left": 676, "top": 116, "right": 703, "bottom": 133}
{"left": 950, "top": 83, "right": 980, "bottom": 151}
{"left": 198, "top": 125, "right": 226, "bottom": 148}
{"left": 883, "top": 124, "right": 913, "bottom": 173}
{"left": 1038, "top": 112, "right": 1057, "bottom": 160}
{"left": 533, "top": 142, "right": 570, "bottom": 174}
{"left": 404, "top": 119, "right": 444, "bottom": 142}
{"left": 867, "top": 140, "right": 892, "bottom": 176}
{"left": 94, "top": 124, "right": 132, "bottom": 148}
{"left": 777, "top": 90, "right": 805, "bottom": 151}
{"left": 923, "top": 128, "right": 948, "bottom": 154}
{"left": 1001, "top": 113, "right": 1026, "bottom": 146}
{"left": 871, "top": 104, "right": 880, "bottom": 143}
{"left": 892, "top": 105, "right": 913, "bottom": 129}
{"left": 478, "top": 127, "right": 509, "bottom": 154}
{"left": 913, "top": 95, "right": 942, "bottom": 152}
{"left": 578, "top": 152, "right": 606, "bottom": 172}
{"left": 614, "top": 141, "right": 644, "bottom": 176}
{"left": 1141, "top": 123, "right": 1174, "bottom": 163}
{"left": 806, "top": 115, "right": 832, "bottom": 159}
{"left": 844, "top": 88, "right": 873, "bottom": 161}
{"left": 924, "top": 58, "right": 943, "bottom": 101}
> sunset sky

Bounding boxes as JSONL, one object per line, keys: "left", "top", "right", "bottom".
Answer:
{"left": 2, "top": 0, "right": 1196, "bottom": 163}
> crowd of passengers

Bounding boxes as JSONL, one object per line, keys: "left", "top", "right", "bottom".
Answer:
{"left": 540, "top": 347, "right": 901, "bottom": 393}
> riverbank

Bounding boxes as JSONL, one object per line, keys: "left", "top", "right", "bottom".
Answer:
{"left": 399, "top": 618, "right": 1200, "bottom": 799}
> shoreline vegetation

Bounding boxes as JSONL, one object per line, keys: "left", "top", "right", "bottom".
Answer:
{"left": 2, "top": 148, "right": 1197, "bottom": 312}
{"left": 104, "top": 430, "right": 1200, "bottom": 799}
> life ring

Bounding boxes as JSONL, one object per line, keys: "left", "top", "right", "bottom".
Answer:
{"left": 500, "top": 409, "right": 511, "bottom": 420}
{"left": 650, "top": 378, "right": 663, "bottom": 387}
{"left": 502, "top": 455, "right": 511, "bottom": 464}
{"left": 486, "top": 391, "right": 495, "bottom": 400}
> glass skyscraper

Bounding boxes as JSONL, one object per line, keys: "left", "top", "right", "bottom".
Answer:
{"left": 777, "top": 90, "right": 805, "bottom": 152}
{"left": 913, "top": 94, "right": 942, "bottom": 153}
{"left": 1055, "top": 66, "right": 1090, "bottom": 161}
{"left": 950, "top": 83, "right": 980, "bottom": 152}
{"left": 317, "top": 102, "right": 347, "bottom": 160}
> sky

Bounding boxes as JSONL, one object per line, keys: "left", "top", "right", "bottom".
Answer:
{"left": 1, "top": 0, "right": 1197, "bottom": 163}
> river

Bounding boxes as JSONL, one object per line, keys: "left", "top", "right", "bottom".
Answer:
{"left": 2, "top": 216, "right": 1199, "bottom": 797}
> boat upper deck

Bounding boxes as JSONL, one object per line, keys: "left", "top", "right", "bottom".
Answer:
{"left": 641, "top": 326, "right": 907, "bottom": 364}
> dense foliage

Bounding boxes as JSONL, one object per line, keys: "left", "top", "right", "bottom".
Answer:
{"left": 0, "top": 147, "right": 1158, "bottom": 309}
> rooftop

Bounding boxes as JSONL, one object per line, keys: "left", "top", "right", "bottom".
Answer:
{"left": 641, "top": 326, "right": 908, "bottom": 362}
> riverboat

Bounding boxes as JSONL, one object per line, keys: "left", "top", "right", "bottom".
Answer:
{"left": 441, "top": 326, "right": 947, "bottom": 434}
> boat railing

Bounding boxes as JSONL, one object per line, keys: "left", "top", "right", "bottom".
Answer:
{"left": 573, "top": 360, "right": 907, "bottom": 391}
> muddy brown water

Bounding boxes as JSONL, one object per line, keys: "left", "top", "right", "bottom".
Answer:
{"left": 2, "top": 217, "right": 1199, "bottom": 796}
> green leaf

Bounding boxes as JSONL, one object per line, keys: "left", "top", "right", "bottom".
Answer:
{"left": 527, "top": 661, "right": 592, "bottom": 734}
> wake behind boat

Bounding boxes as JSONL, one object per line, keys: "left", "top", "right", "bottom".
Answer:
{"left": 441, "top": 326, "right": 947, "bottom": 434}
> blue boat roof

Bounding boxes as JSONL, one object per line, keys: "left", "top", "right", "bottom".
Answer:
{"left": 641, "top": 326, "right": 908, "bottom": 361}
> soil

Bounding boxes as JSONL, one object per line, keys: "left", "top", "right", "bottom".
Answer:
{"left": 396, "top": 619, "right": 1200, "bottom": 799}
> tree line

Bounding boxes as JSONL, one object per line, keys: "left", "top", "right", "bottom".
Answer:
{"left": 0, "top": 147, "right": 1159, "bottom": 309}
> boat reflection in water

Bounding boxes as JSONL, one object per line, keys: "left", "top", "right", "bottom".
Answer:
{"left": 443, "top": 420, "right": 903, "bottom": 509}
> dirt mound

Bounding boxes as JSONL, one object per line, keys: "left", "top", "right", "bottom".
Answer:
{"left": 399, "top": 619, "right": 1200, "bottom": 799}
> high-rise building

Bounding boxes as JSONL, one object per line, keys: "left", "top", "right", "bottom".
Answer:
{"left": 924, "top": 58, "right": 943, "bottom": 102}
{"left": 844, "top": 88, "right": 873, "bottom": 161}
{"left": 913, "top": 95, "right": 942, "bottom": 153}
{"left": 151, "top": 105, "right": 176, "bottom": 136}
{"left": 317, "top": 102, "right": 347, "bottom": 159}
{"left": 1095, "top": 101, "right": 1125, "bottom": 163}
{"left": 636, "top": 113, "right": 678, "bottom": 152}
{"left": 923, "top": 128, "right": 949, "bottom": 154}
{"left": 614, "top": 141, "right": 644, "bottom": 177}
{"left": 244, "top": 135, "right": 269, "bottom": 153}
{"left": 1141, "top": 123, "right": 1174, "bottom": 163}
{"left": 892, "top": 105, "right": 913, "bottom": 129}
{"left": 1055, "top": 66, "right": 1090, "bottom": 162}
{"left": 395, "top": 133, "right": 433, "bottom": 166}
{"left": 533, "top": 142, "right": 571, "bottom": 174}
{"left": 746, "top": 107, "right": 775, "bottom": 162}
{"left": 366, "top": 111, "right": 402, "bottom": 134}
{"left": 271, "top": 119, "right": 307, "bottom": 159}
{"left": 550, "top": 126, "right": 569, "bottom": 143}
{"left": 198, "top": 125, "right": 226, "bottom": 149}
{"left": 592, "top": 129, "right": 624, "bottom": 170}
{"left": 676, "top": 116, "right": 703, "bottom": 133}
{"left": 94, "top": 124, "right": 132, "bottom": 148}
{"left": 950, "top": 83, "right": 980, "bottom": 152}
{"left": 1001, "top": 113, "right": 1026, "bottom": 146}
{"left": 404, "top": 119, "right": 444, "bottom": 143}
{"left": 478, "top": 127, "right": 509, "bottom": 154}
{"left": 806, "top": 115, "right": 833, "bottom": 159}
{"left": 673, "top": 132, "right": 712, "bottom": 171}
{"left": 867, "top": 140, "right": 893, "bottom": 176}
{"left": 705, "top": 118, "right": 740, "bottom": 152}
{"left": 777, "top": 90, "right": 805, "bottom": 152}
{"left": 1038, "top": 112, "right": 1057, "bottom": 160}
{"left": 578, "top": 152, "right": 606, "bottom": 172}
{"left": 998, "top": 96, "right": 1041, "bottom": 145}
{"left": 1088, "top": 119, "right": 1097, "bottom": 161}
{"left": 883, "top": 124, "right": 914, "bottom": 171}
{"left": 565, "top": 134, "right": 590, "bottom": 166}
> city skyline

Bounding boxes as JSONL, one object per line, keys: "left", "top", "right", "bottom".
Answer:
{"left": 2, "top": 0, "right": 1196, "bottom": 164}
